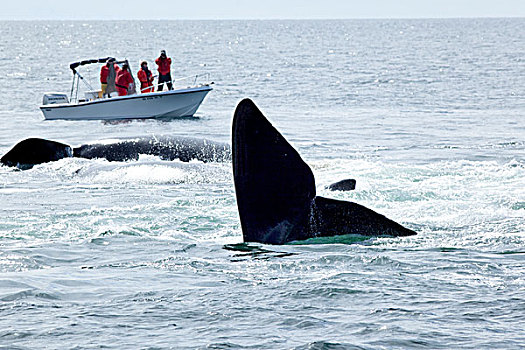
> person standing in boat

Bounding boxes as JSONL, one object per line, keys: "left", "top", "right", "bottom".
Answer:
{"left": 155, "top": 50, "right": 172, "bottom": 91}
{"left": 137, "top": 61, "right": 154, "bottom": 93}
{"left": 115, "top": 63, "right": 135, "bottom": 96}
{"left": 100, "top": 58, "right": 119, "bottom": 97}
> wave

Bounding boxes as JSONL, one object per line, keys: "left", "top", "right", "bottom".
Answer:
{"left": 21, "top": 155, "right": 232, "bottom": 185}
{"left": 310, "top": 158, "right": 525, "bottom": 250}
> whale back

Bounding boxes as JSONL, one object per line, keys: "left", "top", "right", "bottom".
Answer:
{"left": 232, "top": 99, "right": 316, "bottom": 244}
{"left": 73, "top": 137, "right": 231, "bottom": 163}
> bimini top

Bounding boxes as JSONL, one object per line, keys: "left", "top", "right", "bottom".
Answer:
{"left": 69, "top": 57, "right": 114, "bottom": 73}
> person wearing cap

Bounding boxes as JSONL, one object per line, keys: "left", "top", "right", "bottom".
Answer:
{"left": 137, "top": 61, "right": 154, "bottom": 93}
{"left": 115, "top": 63, "right": 135, "bottom": 96}
{"left": 100, "top": 58, "right": 120, "bottom": 97}
{"left": 155, "top": 50, "right": 172, "bottom": 91}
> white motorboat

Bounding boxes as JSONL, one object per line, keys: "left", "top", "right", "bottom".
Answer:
{"left": 40, "top": 57, "right": 213, "bottom": 121}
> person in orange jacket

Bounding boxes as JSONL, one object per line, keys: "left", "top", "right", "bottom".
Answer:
{"left": 100, "top": 58, "right": 120, "bottom": 97}
{"left": 155, "top": 50, "right": 172, "bottom": 91}
{"left": 115, "top": 63, "right": 134, "bottom": 96}
{"left": 137, "top": 61, "right": 154, "bottom": 93}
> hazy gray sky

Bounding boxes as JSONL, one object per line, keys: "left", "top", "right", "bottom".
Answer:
{"left": 3, "top": 0, "right": 524, "bottom": 20}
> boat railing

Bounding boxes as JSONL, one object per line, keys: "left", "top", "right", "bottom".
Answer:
{"left": 139, "top": 73, "right": 212, "bottom": 93}
{"left": 73, "top": 73, "right": 212, "bottom": 96}
{"left": 172, "top": 73, "right": 212, "bottom": 89}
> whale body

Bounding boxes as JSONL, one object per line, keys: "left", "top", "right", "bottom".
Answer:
{"left": 232, "top": 99, "right": 416, "bottom": 244}
{"left": 73, "top": 137, "right": 231, "bottom": 163}
{"left": 1, "top": 136, "right": 230, "bottom": 169}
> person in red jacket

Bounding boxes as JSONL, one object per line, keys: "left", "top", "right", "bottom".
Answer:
{"left": 137, "top": 61, "right": 154, "bottom": 93}
{"left": 115, "top": 63, "right": 134, "bottom": 96}
{"left": 100, "top": 58, "right": 120, "bottom": 97}
{"left": 155, "top": 50, "right": 172, "bottom": 91}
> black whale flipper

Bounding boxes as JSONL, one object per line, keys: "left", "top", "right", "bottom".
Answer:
{"left": 232, "top": 99, "right": 416, "bottom": 245}
{"left": 233, "top": 99, "right": 316, "bottom": 244}
{"left": 0, "top": 138, "right": 72, "bottom": 169}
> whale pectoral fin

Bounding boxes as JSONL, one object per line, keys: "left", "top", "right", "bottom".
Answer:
{"left": 310, "top": 196, "right": 416, "bottom": 238}
{"left": 1, "top": 138, "right": 72, "bottom": 169}
{"left": 232, "top": 99, "right": 316, "bottom": 244}
{"left": 232, "top": 99, "right": 417, "bottom": 244}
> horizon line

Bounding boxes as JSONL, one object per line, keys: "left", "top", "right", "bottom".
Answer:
{"left": 1, "top": 16, "right": 524, "bottom": 21}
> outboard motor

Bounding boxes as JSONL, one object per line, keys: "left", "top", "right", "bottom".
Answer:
{"left": 43, "top": 93, "right": 69, "bottom": 105}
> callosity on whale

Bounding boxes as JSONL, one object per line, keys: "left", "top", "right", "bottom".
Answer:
{"left": 1, "top": 136, "right": 231, "bottom": 169}
{"left": 232, "top": 98, "right": 416, "bottom": 244}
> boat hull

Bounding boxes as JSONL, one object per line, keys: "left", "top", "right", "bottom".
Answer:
{"left": 40, "top": 86, "right": 212, "bottom": 121}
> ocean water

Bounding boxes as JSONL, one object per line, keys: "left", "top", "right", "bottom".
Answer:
{"left": 0, "top": 19, "right": 524, "bottom": 349}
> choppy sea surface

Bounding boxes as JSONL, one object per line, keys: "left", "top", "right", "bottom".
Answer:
{"left": 0, "top": 19, "right": 524, "bottom": 349}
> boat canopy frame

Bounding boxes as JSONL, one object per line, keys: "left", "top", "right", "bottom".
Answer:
{"left": 69, "top": 57, "right": 113, "bottom": 73}
{"left": 69, "top": 57, "right": 135, "bottom": 103}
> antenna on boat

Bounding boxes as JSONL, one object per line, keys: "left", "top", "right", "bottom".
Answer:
{"left": 76, "top": 71, "right": 94, "bottom": 91}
